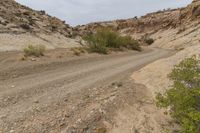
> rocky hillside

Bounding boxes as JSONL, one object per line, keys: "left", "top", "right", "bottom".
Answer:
{"left": 1, "top": 0, "right": 199, "bottom": 52}
{"left": 0, "top": 0, "right": 80, "bottom": 51}
{"left": 76, "top": 8, "right": 181, "bottom": 35}
{"left": 0, "top": 0, "right": 73, "bottom": 36}
{"left": 131, "top": 0, "right": 200, "bottom": 97}
{"left": 77, "top": 0, "right": 200, "bottom": 49}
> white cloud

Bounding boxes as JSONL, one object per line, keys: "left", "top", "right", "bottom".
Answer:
{"left": 16, "top": 0, "right": 192, "bottom": 26}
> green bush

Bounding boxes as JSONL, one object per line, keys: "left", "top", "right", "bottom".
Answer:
{"left": 84, "top": 32, "right": 108, "bottom": 54}
{"left": 24, "top": 45, "right": 45, "bottom": 57}
{"left": 145, "top": 38, "right": 154, "bottom": 45}
{"left": 119, "top": 36, "right": 141, "bottom": 51}
{"left": 156, "top": 56, "right": 200, "bottom": 133}
{"left": 83, "top": 28, "right": 141, "bottom": 54}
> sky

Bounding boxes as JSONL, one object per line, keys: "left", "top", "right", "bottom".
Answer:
{"left": 16, "top": 0, "right": 192, "bottom": 26}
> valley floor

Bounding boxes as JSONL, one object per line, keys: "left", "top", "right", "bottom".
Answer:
{"left": 0, "top": 48, "right": 174, "bottom": 133}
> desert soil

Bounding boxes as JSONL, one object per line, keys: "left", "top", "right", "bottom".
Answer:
{"left": 0, "top": 48, "right": 174, "bottom": 133}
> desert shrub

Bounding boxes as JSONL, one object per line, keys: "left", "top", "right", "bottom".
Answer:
{"left": 71, "top": 47, "right": 86, "bottom": 56}
{"left": 83, "top": 28, "right": 141, "bottom": 54}
{"left": 119, "top": 36, "right": 141, "bottom": 51}
{"left": 83, "top": 30, "right": 108, "bottom": 54}
{"left": 144, "top": 38, "right": 154, "bottom": 45}
{"left": 156, "top": 56, "right": 200, "bottom": 133}
{"left": 24, "top": 45, "right": 45, "bottom": 57}
{"left": 85, "top": 35, "right": 108, "bottom": 54}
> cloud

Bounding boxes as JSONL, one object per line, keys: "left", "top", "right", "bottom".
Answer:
{"left": 16, "top": 0, "right": 192, "bottom": 26}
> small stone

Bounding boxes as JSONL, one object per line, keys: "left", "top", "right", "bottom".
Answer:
{"left": 65, "top": 114, "right": 70, "bottom": 118}
{"left": 64, "top": 98, "right": 68, "bottom": 102}
{"left": 11, "top": 85, "right": 15, "bottom": 88}
{"left": 60, "top": 123, "right": 65, "bottom": 127}
{"left": 34, "top": 100, "right": 39, "bottom": 103}
{"left": 3, "top": 98, "right": 7, "bottom": 102}
{"left": 12, "top": 75, "right": 17, "bottom": 78}
{"left": 9, "top": 130, "right": 15, "bottom": 133}
{"left": 75, "top": 118, "right": 82, "bottom": 124}
{"left": 31, "top": 58, "right": 36, "bottom": 61}
{"left": 0, "top": 114, "right": 7, "bottom": 119}
{"left": 116, "top": 82, "right": 123, "bottom": 87}
{"left": 111, "top": 82, "right": 115, "bottom": 86}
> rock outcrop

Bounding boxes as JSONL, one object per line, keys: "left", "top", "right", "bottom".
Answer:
{"left": 0, "top": 0, "right": 80, "bottom": 51}
{"left": 0, "top": 0, "right": 74, "bottom": 36}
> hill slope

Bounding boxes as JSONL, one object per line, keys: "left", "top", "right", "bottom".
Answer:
{"left": 130, "top": 0, "right": 200, "bottom": 96}
{"left": 2, "top": 0, "right": 199, "bottom": 52}
{"left": 77, "top": 0, "right": 200, "bottom": 50}
{"left": 0, "top": 0, "right": 80, "bottom": 51}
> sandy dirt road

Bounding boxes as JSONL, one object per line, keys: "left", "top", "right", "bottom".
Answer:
{"left": 0, "top": 48, "right": 174, "bottom": 133}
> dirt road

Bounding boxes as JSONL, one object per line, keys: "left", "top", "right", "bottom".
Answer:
{"left": 0, "top": 48, "right": 173, "bottom": 133}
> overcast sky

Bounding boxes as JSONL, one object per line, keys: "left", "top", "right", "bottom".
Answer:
{"left": 16, "top": 0, "right": 192, "bottom": 26}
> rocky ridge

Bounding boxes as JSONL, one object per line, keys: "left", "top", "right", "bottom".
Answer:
{"left": 0, "top": 0, "right": 80, "bottom": 51}
{"left": 0, "top": 0, "right": 74, "bottom": 36}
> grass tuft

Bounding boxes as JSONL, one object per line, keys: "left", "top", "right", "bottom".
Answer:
{"left": 24, "top": 45, "right": 45, "bottom": 57}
